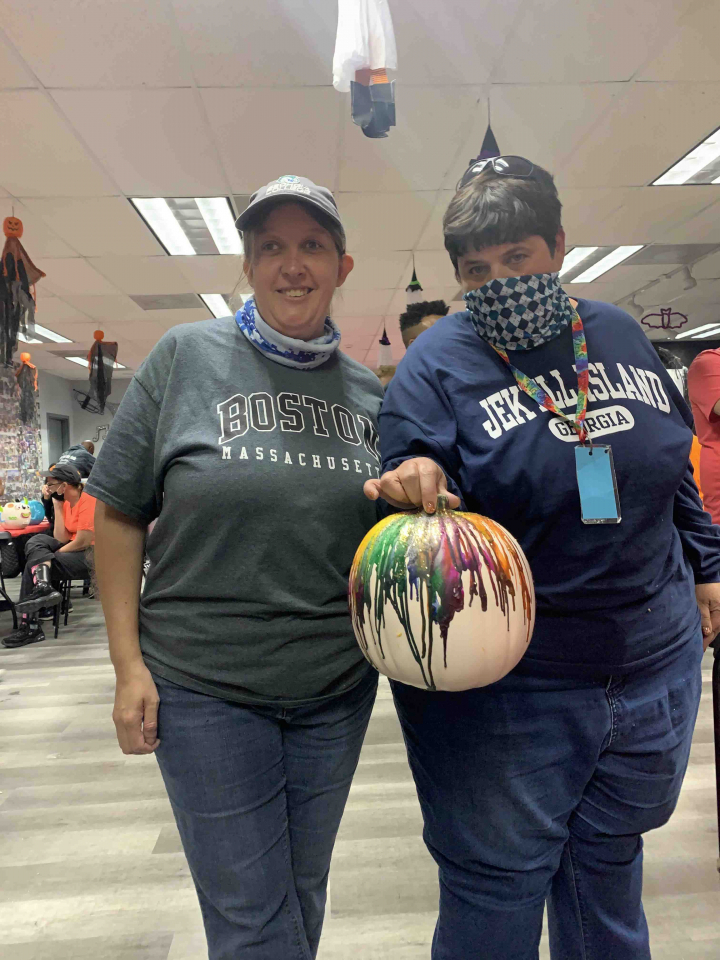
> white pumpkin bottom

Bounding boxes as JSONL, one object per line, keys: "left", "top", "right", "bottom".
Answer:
{"left": 359, "top": 557, "right": 535, "bottom": 692}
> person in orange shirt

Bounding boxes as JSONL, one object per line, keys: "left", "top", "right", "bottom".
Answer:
{"left": 3, "top": 463, "right": 96, "bottom": 648}
{"left": 688, "top": 349, "right": 720, "bottom": 523}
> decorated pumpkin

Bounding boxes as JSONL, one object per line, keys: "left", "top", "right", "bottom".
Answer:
{"left": 3, "top": 216, "right": 23, "bottom": 239}
{"left": 28, "top": 499, "right": 45, "bottom": 524}
{"left": 1, "top": 500, "right": 31, "bottom": 529}
{"left": 349, "top": 498, "right": 535, "bottom": 691}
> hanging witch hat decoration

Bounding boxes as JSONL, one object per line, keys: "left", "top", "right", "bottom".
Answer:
{"left": 476, "top": 123, "right": 500, "bottom": 161}
{"left": 15, "top": 351, "right": 37, "bottom": 425}
{"left": 377, "top": 324, "right": 393, "bottom": 367}
{"left": 1, "top": 214, "right": 46, "bottom": 367}
{"left": 87, "top": 330, "right": 119, "bottom": 415}
{"left": 406, "top": 254, "right": 424, "bottom": 305}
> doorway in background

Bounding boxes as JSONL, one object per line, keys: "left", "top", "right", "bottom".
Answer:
{"left": 47, "top": 415, "right": 70, "bottom": 467}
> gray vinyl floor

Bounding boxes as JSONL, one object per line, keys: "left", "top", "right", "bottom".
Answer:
{"left": 1, "top": 583, "right": 719, "bottom": 959}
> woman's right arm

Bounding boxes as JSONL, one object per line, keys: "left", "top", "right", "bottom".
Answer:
{"left": 95, "top": 500, "right": 160, "bottom": 756}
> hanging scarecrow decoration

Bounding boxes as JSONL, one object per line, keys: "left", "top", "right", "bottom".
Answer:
{"left": 0, "top": 215, "right": 46, "bottom": 366}
{"left": 333, "top": 0, "right": 397, "bottom": 138}
{"left": 15, "top": 351, "right": 37, "bottom": 425}
{"left": 87, "top": 330, "right": 118, "bottom": 414}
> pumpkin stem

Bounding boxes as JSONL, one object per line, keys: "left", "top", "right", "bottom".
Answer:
{"left": 436, "top": 495, "right": 450, "bottom": 513}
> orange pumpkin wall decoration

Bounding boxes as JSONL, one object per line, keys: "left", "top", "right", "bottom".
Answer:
{"left": 3, "top": 216, "right": 23, "bottom": 239}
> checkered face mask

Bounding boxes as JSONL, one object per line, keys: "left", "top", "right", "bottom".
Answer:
{"left": 463, "top": 272, "right": 574, "bottom": 351}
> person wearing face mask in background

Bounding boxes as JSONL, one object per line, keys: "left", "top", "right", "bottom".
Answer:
{"left": 3, "top": 463, "right": 96, "bottom": 648}
{"left": 365, "top": 156, "right": 720, "bottom": 960}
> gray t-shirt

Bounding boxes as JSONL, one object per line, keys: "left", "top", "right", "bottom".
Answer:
{"left": 87, "top": 317, "right": 384, "bottom": 706}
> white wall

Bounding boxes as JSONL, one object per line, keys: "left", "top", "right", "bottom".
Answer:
{"left": 70, "top": 379, "right": 129, "bottom": 455}
{"left": 37, "top": 370, "right": 75, "bottom": 471}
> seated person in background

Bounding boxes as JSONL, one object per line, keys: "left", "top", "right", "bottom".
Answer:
{"left": 3, "top": 464, "right": 96, "bottom": 649}
{"left": 376, "top": 300, "right": 451, "bottom": 390}
{"left": 41, "top": 464, "right": 57, "bottom": 525}
{"left": 57, "top": 440, "right": 96, "bottom": 479}
{"left": 399, "top": 299, "right": 450, "bottom": 349}
{"left": 688, "top": 348, "right": 720, "bottom": 523}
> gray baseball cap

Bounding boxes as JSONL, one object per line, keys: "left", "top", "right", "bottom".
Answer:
{"left": 235, "top": 175, "right": 344, "bottom": 235}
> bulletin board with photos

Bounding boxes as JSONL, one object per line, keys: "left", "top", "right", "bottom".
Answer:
{"left": 0, "top": 368, "right": 42, "bottom": 503}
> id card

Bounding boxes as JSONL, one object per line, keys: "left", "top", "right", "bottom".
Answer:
{"left": 574, "top": 444, "right": 621, "bottom": 525}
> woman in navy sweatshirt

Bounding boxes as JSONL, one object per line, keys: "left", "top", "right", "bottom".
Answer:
{"left": 365, "top": 157, "right": 720, "bottom": 960}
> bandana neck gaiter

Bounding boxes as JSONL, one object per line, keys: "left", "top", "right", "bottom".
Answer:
{"left": 463, "top": 272, "right": 575, "bottom": 351}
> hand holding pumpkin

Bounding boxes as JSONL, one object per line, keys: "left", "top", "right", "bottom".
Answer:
{"left": 363, "top": 456, "right": 461, "bottom": 513}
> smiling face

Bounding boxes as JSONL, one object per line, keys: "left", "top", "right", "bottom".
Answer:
{"left": 456, "top": 232, "right": 566, "bottom": 294}
{"left": 244, "top": 203, "right": 354, "bottom": 340}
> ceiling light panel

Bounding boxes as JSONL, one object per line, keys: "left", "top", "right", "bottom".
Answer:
{"left": 570, "top": 246, "right": 645, "bottom": 284}
{"left": 33, "top": 323, "right": 73, "bottom": 344}
{"left": 653, "top": 126, "right": 720, "bottom": 186}
{"left": 17, "top": 331, "right": 42, "bottom": 344}
{"left": 200, "top": 294, "right": 231, "bottom": 318}
{"left": 65, "top": 355, "right": 125, "bottom": 369}
{"left": 676, "top": 323, "right": 720, "bottom": 340}
{"left": 131, "top": 197, "right": 241, "bottom": 256}
{"left": 558, "top": 247, "right": 599, "bottom": 279}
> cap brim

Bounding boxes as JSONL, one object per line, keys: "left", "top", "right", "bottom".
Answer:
{"left": 235, "top": 193, "right": 343, "bottom": 233}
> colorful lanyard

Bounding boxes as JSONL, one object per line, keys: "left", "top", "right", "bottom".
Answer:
{"left": 490, "top": 311, "right": 590, "bottom": 443}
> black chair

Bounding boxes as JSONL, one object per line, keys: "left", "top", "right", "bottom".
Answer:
{"left": 58, "top": 574, "right": 91, "bottom": 626}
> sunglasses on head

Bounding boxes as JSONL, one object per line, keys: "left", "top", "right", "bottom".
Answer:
{"left": 457, "top": 155, "right": 535, "bottom": 191}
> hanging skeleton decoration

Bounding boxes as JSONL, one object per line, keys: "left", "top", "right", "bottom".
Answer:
{"left": 333, "top": 0, "right": 397, "bottom": 138}
{"left": 15, "top": 351, "right": 37, "bottom": 425}
{"left": 0, "top": 216, "right": 46, "bottom": 366}
{"left": 87, "top": 330, "right": 118, "bottom": 414}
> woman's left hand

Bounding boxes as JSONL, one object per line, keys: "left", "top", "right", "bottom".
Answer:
{"left": 695, "top": 583, "right": 720, "bottom": 650}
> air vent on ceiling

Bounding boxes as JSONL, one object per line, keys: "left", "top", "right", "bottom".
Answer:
{"left": 130, "top": 294, "right": 205, "bottom": 311}
{"left": 624, "top": 244, "right": 720, "bottom": 266}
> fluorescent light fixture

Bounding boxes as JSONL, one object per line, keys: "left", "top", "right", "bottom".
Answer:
{"left": 200, "top": 294, "right": 231, "bottom": 318}
{"left": 690, "top": 326, "right": 720, "bottom": 338}
{"left": 570, "top": 246, "right": 645, "bottom": 283}
{"left": 195, "top": 198, "right": 242, "bottom": 255}
{"left": 131, "top": 196, "right": 241, "bottom": 256}
{"left": 559, "top": 246, "right": 598, "bottom": 278}
{"left": 675, "top": 322, "right": 720, "bottom": 339}
{"left": 18, "top": 331, "right": 42, "bottom": 344}
{"left": 131, "top": 198, "right": 196, "bottom": 256}
{"left": 653, "top": 126, "right": 720, "bottom": 186}
{"left": 33, "top": 322, "right": 72, "bottom": 344}
{"left": 65, "top": 356, "right": 126, "bottom": 369}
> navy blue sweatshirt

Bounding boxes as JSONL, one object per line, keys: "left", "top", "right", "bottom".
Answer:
{"left": 381, "top": 299, "right": 720, "bottom": 678}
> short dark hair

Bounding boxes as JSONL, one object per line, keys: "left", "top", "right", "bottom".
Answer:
{"left": 241, "top": 197, "right": 346, "bottom": 262}
{"left": 399, "top": 300, "right": 449, "bottom": 333}
{"left": 443, "top": 163, "right": 562, "bottom": 270}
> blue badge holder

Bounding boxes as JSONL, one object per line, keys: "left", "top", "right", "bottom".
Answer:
{"left": 575, "top": 444, "right": 621, "bottom": 525}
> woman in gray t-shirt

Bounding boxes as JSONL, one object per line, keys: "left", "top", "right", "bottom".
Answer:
{"left": 88, "top": 177, "right": 383, "bottom": 959}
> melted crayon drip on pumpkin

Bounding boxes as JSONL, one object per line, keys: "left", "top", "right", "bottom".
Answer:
{"left": 349, "top": 504, "right": 533, "bottom": 691}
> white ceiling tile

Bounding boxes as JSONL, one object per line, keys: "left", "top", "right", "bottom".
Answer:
{"left": 0, "top": 198, "right": 75, "bottom": 258}
{"left": 99, "top": 319, "right": 169, "bottom": 342}
{"left": 416, "top": 192, "right": 454, "bottom": 251}
{"left": 52, "top": 90, "right": 228, "bottom": 197}
{"left": 340, "top": 86, "right": 480, "bottom": 192}
{"left": 662, "top": 199, "right": 720, "bottom": 244}
{"left": 446, "top": 85, "right": 624, "bottom": 192}
{"left": 89, "top": 256, "right": 194, "bottom": 296}
{"left": 36, "top": 258, "right": 122, "bottom": 297}
{"left": 587, "top": 187, "right": 720, "bottom": 245}
{"left": 337, "top": 192, "right": 435, "bottom": 252}
{"left": 693, "top": 250, "right": 720, "bottom": 280}
{"left": 173, "top": 255, "right": 243, "bottom": 294}
{"left": 152, "top": 308, "right": 212, "bottom": 331}
{"left": 61, "top": 295, "right": 146, "bottom": 321}
{"left": 41, "top": 320, "right": 100, "bottom": 344}
{"left": 412, "top": 251, "right": 458, "bottom": 290}
{"left": 558, "top": 82, "right": 720, "bottom": 188}
{"left": 491, "top": 0, "right": 695, "bottom": 83}
{"left": 0, "top": 38, "right": 36, "bottom": 88}
{"left": 566, "top": 265, "right": 669, "bottom": 302}
{"left": 33, "top": 297, "right": 93, "bottom": 325}
{"left": 638, "top": 0, "right": 720, "bottom": 81}
{"left": 343, "top": 252, "right": 410, "bottom": 291}
{"left": 202, "top": 88, "right": 340, "bottom": 194}
{"left": 173, "top": 0, "right": 336, "bottom": 86}
{"left": 334, "top": 289, "right": 397, "bottom": 317}
{"left": 2, "top": 0, "right": 187, "bottom": 87}
{"left": 0, "top": 91, "right": 116, "bottom": 196}
{"left": 390, "top": 0, "right": 524, "bottom": 85}
{"left": 21, "top": 197, "right": 164, "bottom": 257}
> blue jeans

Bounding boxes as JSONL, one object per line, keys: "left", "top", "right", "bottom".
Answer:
{"left": 391, "top": 633, "right": 703, "bottom": 960}
{"left": 152, "top": 669, "right": 377, "bottom": 960}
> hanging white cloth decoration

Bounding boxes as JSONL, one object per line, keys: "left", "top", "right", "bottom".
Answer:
{"left": 333, "top": 0, "right": 397, "bottom": 93}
